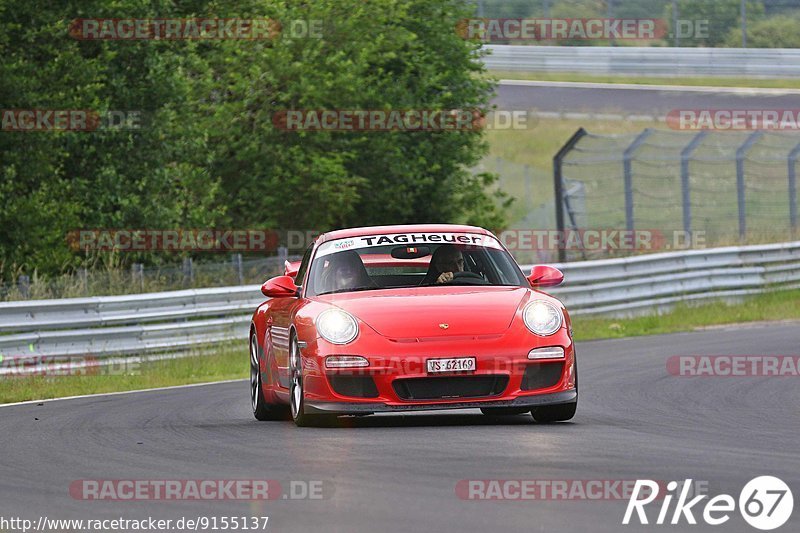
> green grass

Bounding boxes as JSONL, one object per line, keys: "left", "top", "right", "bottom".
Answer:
{"left": 1, "top": 289, "right": 799, "bottom": 404}
{"left": 572, "top": 288, "right": 800, "bottom": 341}
{"left": 484, "top": 115, "right": 799, "bottom": 247}
{"left": 486, "top": 115, "right": 644, "bottom": 170}
{"left": 488, "top": 71, "right": 800, "bottom": 89}
{"left": 0, "top": 342, "right": 248, "bottom": 404}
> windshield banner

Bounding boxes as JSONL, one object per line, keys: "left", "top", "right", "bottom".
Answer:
{"left": 315, "top": 233, "right": 503, "bottom": 258}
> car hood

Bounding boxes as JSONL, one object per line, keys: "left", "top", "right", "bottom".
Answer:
{"left": 316, "top": 286, "right": 530, "bottom": 339}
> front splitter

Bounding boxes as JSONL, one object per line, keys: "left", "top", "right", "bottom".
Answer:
{"left": 304, "top": 389, "right": 577, "bottom": 414}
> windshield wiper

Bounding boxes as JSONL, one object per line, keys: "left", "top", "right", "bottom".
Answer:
{"left": 317, "top": 286, "right": 381, "bottom": 296}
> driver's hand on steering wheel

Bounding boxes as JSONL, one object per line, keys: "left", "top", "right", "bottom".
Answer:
{"left": 436, "top": 271, "right": 454, "bottom": 284}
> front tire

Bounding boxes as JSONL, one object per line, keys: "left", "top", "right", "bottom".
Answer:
{"left": 250, "top": 332, "right": 289, "bottom": 421}
{"left": 289, "top": 332, "right": 335, "bottom": 427}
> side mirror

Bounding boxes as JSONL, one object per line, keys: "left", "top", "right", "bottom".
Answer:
{"left": 284, "top": 260, "right": 300, "bottom": 279}
{"left": 527, "top": 265, "right": 564, "bottom": 288}
{"left": 261, "top": 275, "right": 299, "bottom": 298}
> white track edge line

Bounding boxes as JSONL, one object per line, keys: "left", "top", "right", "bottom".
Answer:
{"left": 498, "top": 79, "right": 800, "bottom": 95}
{"left": 0, "top": 378, "right": 247, "bottom": 408}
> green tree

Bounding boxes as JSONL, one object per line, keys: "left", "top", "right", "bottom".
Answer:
{"left": 0, "top": 0, "right": 507, "bottom": 279}
{"left": 0, "top": 0, "right": 225, "bottom": 277}
{"left": 665, "top": 0, "right": 764, "bottom": 47}
{"left": 725, "top": 11, "right": 800, "bottom": 47}
{"left": 199, "top": 0, "right": 506, "bottom": 231}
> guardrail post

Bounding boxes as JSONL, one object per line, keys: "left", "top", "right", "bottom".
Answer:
{"left": 17, "top": 275, "right": 30, "bottom": 299}
{"left": 622, "top": 129, "right": 653, "bottom": 232}
{"left": 680, "top": 131, "right": 709, "bottom": 235}
{"left": 736, "top": 131, "right": 763, "bottom": 241}
{"left": 232, "top": 253, "right": 244, "bottom": 285}
{"left": 789, "top": 142, "right": 800, "bottom": 237}
{"left": 553, "top": 128, "right": 587, "bottom": 263}
{"left": 182, "top": 257, "right": 194, "bottom": 287}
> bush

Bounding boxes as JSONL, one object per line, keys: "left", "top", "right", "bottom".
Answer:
{"left": 725, "top": 11, "right": 800, "bottom": 47}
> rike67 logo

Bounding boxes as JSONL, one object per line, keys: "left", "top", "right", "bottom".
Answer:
{"left": 624, "top": 477, "right": 793, "bottom": 530}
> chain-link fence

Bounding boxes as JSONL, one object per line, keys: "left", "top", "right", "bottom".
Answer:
{"left": 470, "top": 0, "right": 800, "bottom": 48}
{"left": 0, "top": 253, "right": 297, "bottom": 301}
{"left": 551, "top": 128, "right": 799, "bottom": 261}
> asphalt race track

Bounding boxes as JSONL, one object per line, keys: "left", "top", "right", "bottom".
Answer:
{"left": 493, "top": 81, "right": 800, "bottom": 116}
{"left": 1, "top": 322, "right": 798, "bottom": 533}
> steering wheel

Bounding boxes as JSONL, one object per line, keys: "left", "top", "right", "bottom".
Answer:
{"left": 446, "top": 271, "right": 490, "bottom": 285}
{"left": 453, "top": 271, "right": 483, "bottom": 280}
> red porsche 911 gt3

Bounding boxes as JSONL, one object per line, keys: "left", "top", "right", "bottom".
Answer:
{"left": 249, "top": 224, "right": 577, "bottom": 426}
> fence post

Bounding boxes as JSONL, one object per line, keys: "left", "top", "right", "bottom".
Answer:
{"left": 18, "top": 275, "right": 30, "bottom": 299}
{"left": 607, "top": 0, "right": 616, "bottom": 46}
{"left": 131, "top": 263, "right": 144, "bottom": 292}
{"left": 232, "top": 253, "right": 244, "bottom": 285}
{"left": 741, "top": 0, "right": 747, "bottom": 48}
{"left": 789, "top": 143, "right": 800, "bottom": 238}
{"left": 524, "top": 164, "right": 532, "bottom": 212}
{"left": 680, "top": 131, "right": 709, "bottom": 235}
{"left": 182, "top": 257, "right": 194, "bottom": 287}
{"left": 78, "top": 267, "right": 88, "bottom": 295}
{"left": 553, "top": 128, "right": 587, "bottom": 263}
{"left": 735, "top": 131, "right": 763, "bottom": 241}
{"left": 622, "top": 129, "right": 653, "bottom": 232}
{"left": 672, "top": 0, "right": 679, "bottom": 47}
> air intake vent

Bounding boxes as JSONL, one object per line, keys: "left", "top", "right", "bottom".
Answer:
{"left": 521, "top": 362, "right": 564, "bottom": 391}
{"left": 393, "top": 375, "right": 508, "bottom": 400}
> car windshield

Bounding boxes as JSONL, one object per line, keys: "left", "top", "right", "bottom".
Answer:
{"left": 307, "top": 232, "right": 528, "bottom": 296}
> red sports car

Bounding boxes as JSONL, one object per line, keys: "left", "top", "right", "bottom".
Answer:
{"left": 249, "top": 224, "right": 577, "bottom": 426}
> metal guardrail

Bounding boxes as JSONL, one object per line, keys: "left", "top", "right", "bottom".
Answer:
{"left": 0, "top": 286, "right": 262, "bottom": 375}
{"left": 529, "top": 241, "right": 800, "bottom": 316}
{"left": 0, "top": 285, "right": 262, "bottom": 333}
{"left": 2, "top": 241, "right": 799, "bottom": 374}
{"left": 483, "top": 45, "right": 800, "bottom": 78}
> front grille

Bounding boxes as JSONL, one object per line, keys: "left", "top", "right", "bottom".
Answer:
{"left": 392, "top": 375, "right": 508, "bottom": 401}
{"left": 521, "top": 362, "right": 564, "bottom": 391}
{"left": 328, "top": 375, "right": 379, "bottom": 398}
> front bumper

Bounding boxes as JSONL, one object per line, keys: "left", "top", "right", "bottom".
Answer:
{"left": 305, "top": 389, "right": 577, "bottom": 414}
{"left": 295, "top": 310, "right": 577, "bottom": 414}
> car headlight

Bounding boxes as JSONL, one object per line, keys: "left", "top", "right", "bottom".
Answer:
{"left": 316, "top": 308, "right": 359, "bottom": 345}
{"left": 523, "top": 300, "right": 563, "bottom": 336}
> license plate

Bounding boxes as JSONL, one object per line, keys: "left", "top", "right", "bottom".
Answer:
{"left": 426, "top": 357, "right": 476, "bottom": 373}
